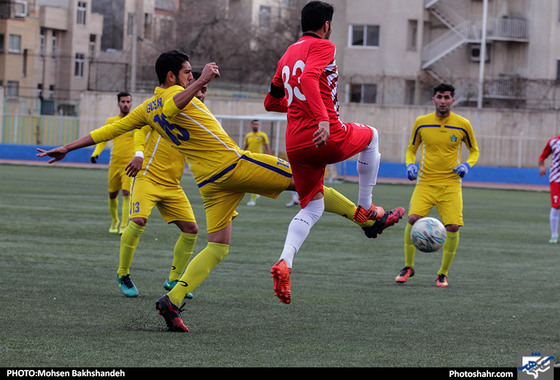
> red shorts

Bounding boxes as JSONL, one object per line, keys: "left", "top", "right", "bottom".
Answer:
{"left": 550, "top": 181, "right": 560, "bottom": 207}
{"left": 287, "top": 123, "right": 373, "bottom": 208}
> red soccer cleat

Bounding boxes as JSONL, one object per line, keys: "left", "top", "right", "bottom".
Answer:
{"left": 395, "top": 266, "right": 415, "bottom": 283}
{"left": 155, "top": 295, "right": 189, "bottom": 332}
{"left": 362, "top": 207, "right": 405, "bottom": 238}
{"left": 353, "top": 203, "right": 386, "bottom": 224}
{"left": 271, "top": 259, "right": 292, "bottom": 304}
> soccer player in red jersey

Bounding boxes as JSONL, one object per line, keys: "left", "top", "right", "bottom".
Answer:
{"left": 264, "top": 1, "right": 404, "bottom": 304}
{"left": 539, "top": 136, "right": 560, "bottom": 243}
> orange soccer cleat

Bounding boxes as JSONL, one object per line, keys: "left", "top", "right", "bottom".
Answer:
{"left": 271, "top": 259, "right": 292, "bottom": 304}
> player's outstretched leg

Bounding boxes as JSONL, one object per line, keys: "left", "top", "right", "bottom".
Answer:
{"left": 155, "top": 295, "right": 189, "bottom": 332}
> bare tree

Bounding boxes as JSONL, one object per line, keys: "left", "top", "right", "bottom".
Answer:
{"left": 157, "top": 0, "right": 305, "bottom": 86}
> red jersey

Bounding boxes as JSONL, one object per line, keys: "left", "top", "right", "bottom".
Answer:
{"left": 265, "top": 34, "right": 344, "bottom": 153}
{"left": 539, "top": 136, "right": 560, "bottom": 183}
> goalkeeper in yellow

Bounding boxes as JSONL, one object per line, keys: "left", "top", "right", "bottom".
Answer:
{"left": 396, "top": 83, "right": 479, "bottom": 287}
{"left": 90, "top": 92, "right": 135, "bottom": 234}
{"left": 38, "top": 50, "right": 398, "bottom": 332}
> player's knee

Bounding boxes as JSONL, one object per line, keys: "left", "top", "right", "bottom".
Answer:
{"left": 445, "top": 224, "right": 459, "bottom": 233}
{"left": 179, "top": 222, "right": 198, "bottom": 234}
{"left": 408, "top": 214, "right": 422, "bottom": 225}
{"left": 130, "top": 217, "right": 147, "bottom": 227}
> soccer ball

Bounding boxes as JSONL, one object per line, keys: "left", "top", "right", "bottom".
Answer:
{"left": 410, "top": 217, "right": 446, "bottom": 252}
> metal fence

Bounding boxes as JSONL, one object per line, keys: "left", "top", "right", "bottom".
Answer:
{"left": 0, "top": 112, "right": 547, "bottom": 170}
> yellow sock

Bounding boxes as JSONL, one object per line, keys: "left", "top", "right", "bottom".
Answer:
{"left": 167, "top": 242, "right": 229, "bottom": 305}
{"left": 323, "top": 186, "right": 374, "bottom": 227}
{"left": 251, "top": 194, "right": 257, "bottom": 201}
{"left": 404, "top": 223, "right": 416, "bottom": 268}
{"left": 118, "top": 221, "right": 145, "bottom": 277}
{"left": 108, "top": 197, "right": 118, "bottom": 224}
{"left": 438, "top": 230, "right": 459, "bottom": 276}
{"left": 120, "top": 195, "right": 130, "bottom": 228}
{"left": 168, "top": 232, "right": 198, "bottom": 282}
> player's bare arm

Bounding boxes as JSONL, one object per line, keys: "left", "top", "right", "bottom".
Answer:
{"left": 36, "top": 134, "right": 95, "bottom": 164}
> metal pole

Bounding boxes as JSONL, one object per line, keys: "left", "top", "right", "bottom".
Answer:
{"left": 477, "top": 0, "right": 488, "bottom": 109}
{"left": 131, "top": 13, "right": 137, "bottom": 92}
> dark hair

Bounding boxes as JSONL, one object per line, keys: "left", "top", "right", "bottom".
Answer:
{"left": 433, "top": 83, "right": 455, "bottom": 97}
{"left": 155, "top": 50, "right": 190, "bottom": 84}
{"left": 117, "top": 91, "right": 131, "bottom": 101}
{"left": 301, "top": 1, "right": 333, "bottom": 32}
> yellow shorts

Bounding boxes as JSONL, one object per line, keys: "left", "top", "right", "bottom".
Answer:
{"left": 130, "top": 176, "right": 195, "bottom": 224}
{"left": 408, "top": 184, "right": 463, "bottom": 226}
{"left": 108, "top": 164, "right": 132, "bottom": 193}
{"left": 198, "top": 151, "right": 292, "bottom": 233}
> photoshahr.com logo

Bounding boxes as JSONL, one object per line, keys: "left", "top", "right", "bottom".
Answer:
{"left": 517, "top": 351, "right": 555, "bottom": 380}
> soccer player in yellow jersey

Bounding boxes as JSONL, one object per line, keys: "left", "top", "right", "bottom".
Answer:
{"left": 114, "top": 74, "right": 209, "bottom": 298}
{"left": 243, "top": 119, "right": 271, "bottom": 206}
{"left": 38, "top": 50, "right": 395, "bottom": 332}
{"left": 396, "top": 83, "right": 479, "bottom": 287}
{"left": 90, "top": 92, "right": 135, "bottom": 234}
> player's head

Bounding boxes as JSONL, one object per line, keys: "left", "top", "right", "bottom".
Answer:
{"left": 301, "top": 1, "right": 333, "bottom": 36}
{"left": 432, "top": 83, "right": 455, "bottom": 117}
{"left": 155, "top": 50, "right": 192, "bottom": 86}
{"left": 116, "top": 91, "right": 132, "bottom": 115}
{"left": 251, "top": 120, "right": 260, "bottom": 132}
{"left": 191, "top": 71, "right": 208, "bottom": 103}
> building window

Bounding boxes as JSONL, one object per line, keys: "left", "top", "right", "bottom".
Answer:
{"left": 407, "top": 20, "right": 418, "bottom": 50}
{"left": 349, "top": 25, "right": 380, "bottom": 47}
{"left": 22, "top": 49, "right": 27, "bottom": 77}
{"left": 74, "top": 53, "right": 85, "bottom": 76}
{"left": 8, "top": 34, "right": 21, "bottom": 53}
{"left": 349, "top": 83, "right": 377, "bottom": 104}
{"left": 52, "top": 31, "right": 57, "bottom": 58}
{"left": 77, "top": 1, "right": 87, "bottom": 25}
{"left": 0, "top": 34, "right": 4, "bottom": 52}
{"left": 7, "top": 81, "right": 19, "bottom": 97}
{"left": 556, "top": 59, "right": 560, "bottom": 80}
{"left": 39, "top": 30, "right": 45, "bottom": 56}
{"left": 127, "top": 12, "right": 135, "bottom": 36}
{"left": 89, "top": 35, "right": 96, "bottom": 59}
{"left": 259, "top": 6, "right": 272, "bottom": 29}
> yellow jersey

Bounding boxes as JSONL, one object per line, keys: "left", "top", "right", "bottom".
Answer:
{"left": 406, "top": 111, "right": 479, "bottom": 186}
{"left": 134, "top": 125, "right": 186, "bottom": 187}
{"left": 244, "top": 131, "right": 269, "bottom": 153}
{"left": 91, "top": 115, "right": 135, "bottom": 168}
{"left": 90, "top": 85, "right": 244, "bottom": 187}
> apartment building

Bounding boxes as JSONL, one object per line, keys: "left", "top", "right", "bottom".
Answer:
{"left": 330, "top": 0, "right": 560, "bottom": 109}
{"left": 0, "top": 0, "right": 103, "bottom": 115}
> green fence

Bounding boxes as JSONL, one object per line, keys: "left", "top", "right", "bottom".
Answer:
{"left": 2, "top": 115, "right": 80, "bottom": 146}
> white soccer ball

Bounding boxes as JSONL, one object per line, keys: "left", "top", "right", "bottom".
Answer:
{"left": 410, "top": 217, "right": 446, "bottom": 252}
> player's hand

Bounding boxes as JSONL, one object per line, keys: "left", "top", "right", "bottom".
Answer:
{"left": 36, "top": 147, "right": 68, "bottom": 164}
{"left": 539, "top": 166, "right": 546, "bottom": 177}
{"left": 313, "top": 121, "right": 330, "bottom": 147}
{"left": 90, "top": 155, "right": 98, "bottom": 164}
{"left": 453, "top": 162, "right": 470, "bottom": 178}
{"left": 406, "top": 163, "right": 418, "bottom": 180}
{"left": 200, "top": 62, "right": 220, "bottom": 84}
{"left": 125, "top": 156, "right": 143, "bottom": 177}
